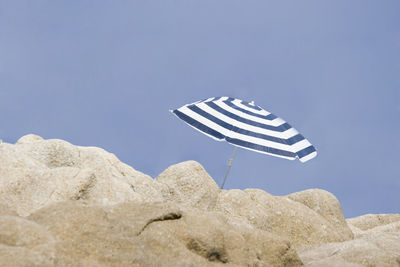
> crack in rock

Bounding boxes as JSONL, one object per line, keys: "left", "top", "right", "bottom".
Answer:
{"left": 137, "top": 212, "right": 182, "bottom": 236}
{"left": 186, "top": 239, "right": 228, "bottom": 263}
{"left": 72, "top": 174, "right": 96, "bottom": 200}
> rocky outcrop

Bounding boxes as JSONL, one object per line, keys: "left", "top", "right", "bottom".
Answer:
{"left": 0, "top": 134, "right": 399, "bottom": 266}
{"left": 0, "top": 134, "right": 164, "bottom": 216}
{"left": 26, "top": 201, "right": 302, "bottom": 266}
{"left": 347, "top": 214, "right": 400, "bottom": 232}
{"left": 156, "top": 160, "right": 220, "bottom": 211}
{"left": 298, "top": 209, "right": 400, "bottom": 266}
{"left": 298, "top": 231, "right": 400, "bottom": 267}
{"left": 215, "top": 188, "right": 354, "bottom": 246}
{"left": 286, "top": 189, "right": 354, "bottom": 242}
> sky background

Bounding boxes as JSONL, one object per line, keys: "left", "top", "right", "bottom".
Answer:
{"left": 1, "top": 1, "right": 399, "bottom": 218}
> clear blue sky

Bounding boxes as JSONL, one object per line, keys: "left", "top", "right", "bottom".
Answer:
{"left": 1, "top": 1, "right": 399, "bottom": 218}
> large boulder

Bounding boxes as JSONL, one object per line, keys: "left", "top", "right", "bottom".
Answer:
{"left": 156, "top": 161, "right": 220, "bottom": 211}
{"left": 287, "top": 189, "right": 354, "bottom": 240}
{"left": 27, "top": 201, "right": 303, "bottom": 266}
{"left": 0, "top": 134, "right": 164, "bottom": 216}
{"left": 215, "top": 188, "right": 354, "bottom": 246}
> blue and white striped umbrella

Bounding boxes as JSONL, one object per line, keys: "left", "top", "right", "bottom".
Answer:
{"left": 171, "top": 96, "right": 317, "bottom": 163}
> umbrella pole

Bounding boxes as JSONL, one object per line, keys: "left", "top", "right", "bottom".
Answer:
{"left": 220, "top": 146, "right": 238, "bottom": 189}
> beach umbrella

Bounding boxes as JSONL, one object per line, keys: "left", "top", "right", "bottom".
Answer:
{"left": 171, "top": 96, "right": 317, "bottom": 188}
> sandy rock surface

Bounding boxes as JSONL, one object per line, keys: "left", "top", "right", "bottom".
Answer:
{"left": 347, "top": 214, "right": 400, "bottom": 231}
{"left": 298, "top": 232, "right": 400, "bottom": 267}
{"left": 215, "top": 188, "right": 354, "bottom": 246}
{"left": 0, "top": 134, "right": 164, "bottom": 216}
{"left": 156, "top": 160, "right": 220, "bottom": 211}
{"left": 0, "top": 134, "right": 399, "bottom": 266}
{"left": 26, "top": 201, "right": 302, "bottom": 266}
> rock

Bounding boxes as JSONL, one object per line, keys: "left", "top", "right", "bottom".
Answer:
{"left": 1, "top": 134, "right": 398, "bottom": 266}
{"left": 28, "top": 201, "right": 303, "bottom": 266}
{"left": 0, "top": 203, "right": 17, "bottom": 216}
{"left": 347, "top": 214, "right": 400, "bottom": 231}
{"left": 0, "top": 134, "right": 164, "bottom": 216}
{"left": 287, "top": 189, "right": 354, "bottom": 240}
{"left": 298, "top": 232, "right": 400, "bottom": 267}
{"left": 16, "top": 134, "right": 44, "bottom": 144}
{"left": 350, "top": 219, "right": 400, "bottom": 238}
{"left": 156, "top": 161, "right": 220, "bottom": 211}
{"left": 364, "top": 221, "right": 400, "bottom": 235}
{"left": 215, "top": 188, "right": 354, "bottom": 246}
{"left": 0, "top": 215, "right": 56, "bottom": 266}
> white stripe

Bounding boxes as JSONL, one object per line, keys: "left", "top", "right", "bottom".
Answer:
{"left": 197, "top": 103, "right": 299, "bottom": 140}
{"left": 171, "top": 112, "right": 223, "bottom": 142}
{"left": 202, "top": 97, "right": 216, "bottom": 103}
{"left": 299, "top": 151, "right": 317, "bottom": 163}
{"left": 227, "top": 131, "right": 293, "bottom": 151}
{"left": 178, "top": 106, "right": 297, "bottom": 152}
{"left": 178, "top": 106, "right": 233, "bottom": 137}
{"left": 215, "top": 100, "right": 285, "bottom": 127}
{"left": 230, "top": 144, "right": 296, "bottom": 160}
{"left": 232, "top": 99, "right": 270, "bottom": 116}
{"left": 290, "top": 139, "right": 312, "bottom": 153}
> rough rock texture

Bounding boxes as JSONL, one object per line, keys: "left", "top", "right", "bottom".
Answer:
{"left": 27, "top": 201, "right": 302, "bottom": 266}
{"left": 156, "top": 160, "right": 220, "bottom": 211}
{"left": 347, "top": 214, "right": 400, "bottom": 231}
{"left": 286, "top": 189, "right": 353, "bottom": 237}
{"left": 0, "top": 215, "right": 56, "bottom": 266}
{"left": 0, "top": 134, "right": 399, "bottom": 266}
{"left": 299, "top": 213, "right": 400, "bottom": 266}
{"left": 215, "top": 188, "right": 354, "bottom": 246}
{"left": 298, "top": 232, "right": 400, "bottom": 267}
{"left": 0, "top": 134, "right": 165, "bottom": 216}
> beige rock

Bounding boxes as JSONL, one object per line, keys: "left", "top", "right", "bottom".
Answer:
{"left": 215, "top": 188, "right": 354, "bottom": 246}
{"left": 1, "top": 134, "right": 398, "bottom": 266}
{"left": 0, "top": 135, "right": 164, "bottom": 216}
{"left": 287, "top": 189, "right": 354, "bottom": 239}
{"left": 298, "top": 232, "right": 400, "bottom": 267}
{"left": 0, "top": 215, "right": 56, "bottom": 266}
{"left": 0, "top": 203, "right": 17, "bottom": 216}
{"left": 156, "top": 161, "right": 220, "bottom": 211}
{"left": 16, "top": 134, "right": 44, "bottom": 144}
{"left": 365, "top": 221, "right": 400, "bottom": 234}
{"left": 347, "top": 214, "right": 400, "bottom": 231}
{"left": 351, "top": 220, "right": 400, "bottom": 239}
{"left": 28, "top": 201, "right": 303, "bottom": 266}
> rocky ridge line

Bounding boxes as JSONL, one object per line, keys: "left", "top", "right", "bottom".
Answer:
{"left": 0, "top": 134, "right": 399, "bottom": 266}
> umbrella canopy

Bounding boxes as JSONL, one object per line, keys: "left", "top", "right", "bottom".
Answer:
{"left": 171, "top": 96, "right": 317, "bottom": 163}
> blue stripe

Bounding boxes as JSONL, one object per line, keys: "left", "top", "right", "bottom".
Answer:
{"left": 296, "top": 145, "right": 316, "bottom": 158}
{"left": 173, "top": 110, "right": 225, "bottom": 140}
{"left": 223, "top": 99, "right": 278, "bottom": 120}
{"left": 287, "top": 134, "right": 306, "bottom": 145}
{"left": 206, "top": 102, "right": 292, "bottom": 132}
{"left": 188, "top": 105, "right": 305, "bottom": 145}
{"left": 226, "top": 137, "right": 297, "bottom": 158}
